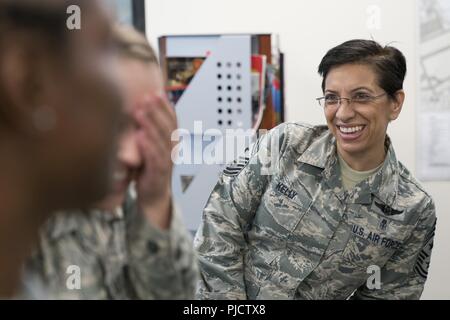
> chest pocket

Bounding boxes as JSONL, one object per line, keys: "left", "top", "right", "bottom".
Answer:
{"left": 255, "top": 179, "right": 312, "bottom": 239}
{"left": 340, "top": 205, "right": 415, "bottom": 274}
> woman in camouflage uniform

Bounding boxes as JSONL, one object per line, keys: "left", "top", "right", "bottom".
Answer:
{"left": 21, "top": 25, "right": 198, "bottom": 299}
{"left": 195, "top": 39, "right": 437, "bottom": 300}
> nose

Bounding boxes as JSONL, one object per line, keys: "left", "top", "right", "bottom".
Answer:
{"left": 335, "top": 98, "right": 356, "bottom": 122}
{"left": 117, "top": 130, "right": 142, "bottom": 170}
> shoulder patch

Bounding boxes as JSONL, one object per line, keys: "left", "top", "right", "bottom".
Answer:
{"left": 223, "top": 155, "right": 250, "bottom": 177}
{"left": 414, "top": 220, "right": 436, "bottom": 280}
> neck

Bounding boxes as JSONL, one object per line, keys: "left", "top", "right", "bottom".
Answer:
{"left": 337, "top": 139, "right": 386, "bottom": 172}
{"left": 0, "top": 138, "right": 48, "bottom": 297}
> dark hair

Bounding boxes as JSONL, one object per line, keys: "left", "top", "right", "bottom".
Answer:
{"left": 0, "top": 0, "right": 81, "bottom": 49}
{"left": 0, "top": 0, "right": 90, "bottom": 128}
{"left": 317, "top": 39, "right": 407, "bottom": 99}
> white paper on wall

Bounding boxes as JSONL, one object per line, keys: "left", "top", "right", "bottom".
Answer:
{"left": 417, "top": 0, "right": 450, "bottom": 181}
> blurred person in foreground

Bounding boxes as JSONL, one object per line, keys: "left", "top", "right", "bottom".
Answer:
{"left": 0, "top": 0, "right": 123, "bottom": 297}
{"left": 21, "top": 25, "right": 198, "bottom": 299}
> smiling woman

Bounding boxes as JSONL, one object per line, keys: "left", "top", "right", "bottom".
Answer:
{"left": 194, "top": 39, "right": 437, "bottom": 300}
{"left": 318, "top": 40, "right": 407, "bottom": 171}
{"left": 321, "top": 63, "right": 402, "bottom": 171}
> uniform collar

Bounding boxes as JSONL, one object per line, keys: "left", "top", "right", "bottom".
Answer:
{"left": 297, "top": 130, "right": 400, "bottom": 207}
{"left": 47, "top": 206, "right": 124, "bottom": 240}
{"left": 46, "top": 210, "right": 84, "bottom": 240}
{"left": 45, "top": 186, "right": 135, "bottom": 240}
{"left": 296, "top": 130, "right": 335, "bottom": 169}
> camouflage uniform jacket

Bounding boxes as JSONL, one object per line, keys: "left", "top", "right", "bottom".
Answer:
{"left": 21, "top": 189, "right": 198, "bottom": 299}
{"left": 194, "top": 122, "right": 437, "bottom": 300}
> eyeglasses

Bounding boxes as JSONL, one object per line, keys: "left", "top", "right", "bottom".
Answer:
{"left": 316, "top": 92, "right": 387, "bottom": 108}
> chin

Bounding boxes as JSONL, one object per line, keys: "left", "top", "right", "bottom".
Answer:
{"left": 336, "top": 137, "right": 368, "bottom": 154}
{"left": 332, "top": 129, "right": 366, "bottom": 154}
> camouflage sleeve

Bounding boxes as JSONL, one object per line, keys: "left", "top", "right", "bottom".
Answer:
{"left": 126, "top": 200, "right": 199, "bottom": 299}
{"left": 351, "top": 199, "right": 437, "bottom": 300}
{"left": 194, "top": 124, "right": 288, "bottom": 300}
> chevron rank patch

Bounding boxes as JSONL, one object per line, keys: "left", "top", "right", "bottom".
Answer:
{"left": 223, "top": 155, "right": 250, "bottom": 177}
{"left": 414, "top": 220, "right": 436, "bottom": 280}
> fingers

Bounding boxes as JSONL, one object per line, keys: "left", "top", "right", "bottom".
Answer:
{"left": 136, "top": 126, "right": 173, "bottom": 176}
{"left": 134, "top": 98, "right": 174, "bottom": 164}
{"left": 135, "top": 109, "right": 168, "bottom": 157}
{"left": 134, "top": 94, "right": 176, "bottom": 150}
{"left": 141, "top": 95, "right": 176, "bottom": 131}
{"left": 144, "top": 94, "right": 177, "bottom": 131}
{"left": 132, "top": 94, "right": 175, "bottom": 204}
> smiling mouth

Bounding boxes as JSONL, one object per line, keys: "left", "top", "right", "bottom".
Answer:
{"left": 337, "top": 125, "right": 365, "bottom": 134}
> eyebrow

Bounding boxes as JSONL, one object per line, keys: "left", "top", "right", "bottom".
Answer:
{"left": 325, "top": 87, "right": 375, "bottom": 94}
{"left": 350, "top": 87, "right": 375, "bottom": 93}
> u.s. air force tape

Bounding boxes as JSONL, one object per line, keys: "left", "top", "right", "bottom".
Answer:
{"left": 223, "top": 156, "right": 250, "bottom": 176}
{"left": 414, "top": 220, "right": 436, "bottom": 280}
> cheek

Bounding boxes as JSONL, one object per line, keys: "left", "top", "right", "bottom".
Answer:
{"left": 361, "top": 110, "right": 389, "bottom": 137}
{"left": 362, "top": 112, "right": 388, "bottom": 130}
{"left": 324, "top": 109, "right": 336, "bottom": 127}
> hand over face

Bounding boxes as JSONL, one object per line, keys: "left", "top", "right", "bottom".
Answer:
{"left": 133, "top": 94, "right": 177, "bottom": 209}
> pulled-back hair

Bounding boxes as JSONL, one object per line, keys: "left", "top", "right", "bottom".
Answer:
{"left": 318, "top": 39, "right": 407, "bottom": 100}
{"left": 112, "top": 24, "right": 158, "bottom": 65}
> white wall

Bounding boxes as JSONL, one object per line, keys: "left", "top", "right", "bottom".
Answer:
{"left": 145, "top": 0, "right": 450, "bottom": 299}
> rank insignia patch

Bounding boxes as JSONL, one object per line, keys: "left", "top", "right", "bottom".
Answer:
{"left": 223, "top": 155, "right": 250, "bottom": 177}
{"left": 414, "top": 220, "right": 436, "bottom": 280}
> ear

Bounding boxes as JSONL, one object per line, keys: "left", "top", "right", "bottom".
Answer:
{"left": 1, "top": 45, "right": 27, "bottom": 125}
{"left": 388, "top": 90, "right": 405, "bottom": 121}
{"left": 1, "top": 42, "right": 53, "bottom": 135}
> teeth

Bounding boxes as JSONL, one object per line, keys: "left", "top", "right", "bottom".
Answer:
{"left": 339, "top": 126, "right": 364, "bottom": 134}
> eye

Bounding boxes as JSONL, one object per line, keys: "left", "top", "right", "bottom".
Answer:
{"left": 325, "top": 94, "right": 339, "bottom": 103}
{"left": 353, "top": 92, "right": 371, "bottom": 100}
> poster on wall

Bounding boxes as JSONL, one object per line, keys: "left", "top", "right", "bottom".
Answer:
{"left": 417, "top": 0, "right": 450, "bottom": 181}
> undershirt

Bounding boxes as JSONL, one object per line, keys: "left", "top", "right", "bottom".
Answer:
{"left": 338, "top": 154, "right": 383, "bottom": 191}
